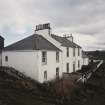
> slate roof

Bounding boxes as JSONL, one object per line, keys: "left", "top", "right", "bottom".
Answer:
{"left": 51, "top": 34, "right": 81, "bottom": 48}
{"left": 0, "top": 36, "right": 4, "bottom": 39}
{"left": 4, "top": 34, "right": 61, "bottom": 51}
{"left": 0, "top": 35, "right": 4, "bottom": 53}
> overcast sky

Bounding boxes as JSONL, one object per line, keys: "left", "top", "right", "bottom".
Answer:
{"left": 0, "top": 0, "right": 105, "bottom": 51}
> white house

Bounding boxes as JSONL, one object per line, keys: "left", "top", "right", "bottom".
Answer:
{"left": 2, "top": 23, "right": 88, "bottom": 83}
{"left": 51, "top": 35, "right": 83, "bottom": 72}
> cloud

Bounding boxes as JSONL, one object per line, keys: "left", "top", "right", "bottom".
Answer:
{"left": 0, "top": 0, "right": 105, "bottom": 50}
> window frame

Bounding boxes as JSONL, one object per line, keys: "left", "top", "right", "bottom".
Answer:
{"left": 67, "top": 47, "right": 69, "bottom": 57}
{"left": 56, "top": 67, "right": 59, "bottom": 78}
{"left": 78, "top": 48, "right": 80, "bottom": 56}
{"left": 66, "top": 63, "right": 69, "bottom": 73}
{"left": 78, "top": 60, "right": 80, "bottom": 68}
{"left": 73, "top": 47, "right": 75, "bottom": 57}
{"left": 5, "top": 56, "right": 8, "bottom": 62}
{"left": 73, "top": 62, "right": 75, "bottom": 72}
{"left": 42, "top": 51, "right": 47, "bottom": 65}
{"left": 44, "top": 71, "right": 47, "bottom": 80}
{"left": 56, "top": 51, "right": 59, "bottom": 62}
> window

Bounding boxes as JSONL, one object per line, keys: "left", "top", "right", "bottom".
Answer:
{"left": 56, "top": 68, "right": 59, "bottom": 78}
{"left": 73, "top": 62, "right": 75, "bottom": 72}
{"left": 56, "top": 52, "right": 59, "bottom": 62}
{"left": 42, "top": 51, "right": 47, "bottom": 64}
{"left": 66, "top": 63, "right": 69, "bottom": 73}
{"left": 78, "top": 48, "right": 80, "bottom": 56}
{"left": 73, "top": 48, "right": 75, "bottom": 57}
{"left": 5, "top": 56, "right": 8, "bottom": 62}
{"left": 78, "top": 60, "right": 80, "bottom": 68}
{"left": 44, "top": 71, "right": 47, "bottom": 80}
{"left": 67, "top": 47, "right": 69, "bottom": 57}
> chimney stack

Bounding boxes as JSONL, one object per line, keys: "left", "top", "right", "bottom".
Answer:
{"left": 35, "top": 23, "right": 50, "bottom": 31}
{"left": 63, "top": 34, "right": 73, "bottom": 42}
{"left": 35, "top": 23, "right": 51, "bottom": 36}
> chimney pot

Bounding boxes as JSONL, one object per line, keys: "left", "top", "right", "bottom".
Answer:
{"left": 35, "top": 23, "right": 51, "bottom": 31}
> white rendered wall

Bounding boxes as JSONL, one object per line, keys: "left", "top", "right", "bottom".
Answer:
{"left": 74, "top": 48, "right": 83, "bottom": 71}
{"left": 61, "top": 47, "right": 83, "bottom": 73}
{"left": 2, "top": 51, "right": 39, "bottom": 81}
{"left": 2, "top": 50, "right": 62, "bottom": 83}
{"left": 38, "top": 50, "right": 62, "bottom": 83}
{"left": 83, "top": 58, "right": 89, "bottom": 65}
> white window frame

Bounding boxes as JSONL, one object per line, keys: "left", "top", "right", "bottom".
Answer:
{"left": 78, "top": 48, "right": 80, "bottom": 56}
{"left": 56, "top": 51, "right": 59, "bottom": 62}
{"left": 67, "top": 47, "right": 69, "bottom": 57}
{"left": 44, "top": 71, "right": 47, "bottom": 81}
{"left": 5, "top": 56, "right": 8, "bottom": 62}
{"left": 73, "top": 61, "right": 75, "bottom": 72}
{"left": 73, "top": 48, "right": 75, "bottom": 57}
{"left": 56, "top": 67, "right": 59, "bottom": 78}
{"left": 78, "top": 60, "right": 80, "bottom": 68}
{"left": 42, "top": 51, "right": 47, "bottom": 65}
{"left": 66, "top": 63, "right": 69, "bottom": 73}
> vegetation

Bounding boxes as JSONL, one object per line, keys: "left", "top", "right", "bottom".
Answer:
{"left": 0, "top": 62, "right": 105, "bottom": 105}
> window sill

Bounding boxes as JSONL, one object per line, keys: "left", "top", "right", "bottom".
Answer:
{"left": 42, "top": 62, "right": 47, "bottom": 65}
{"left": 56, "top": 61, "right": 59, "bottom": 63}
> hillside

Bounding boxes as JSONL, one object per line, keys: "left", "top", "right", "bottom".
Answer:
{"left": 0, "top": 63, "right": 105, "bottom": 105}
{"left": 85, "top": 50, "right": 105, "bottom": 60}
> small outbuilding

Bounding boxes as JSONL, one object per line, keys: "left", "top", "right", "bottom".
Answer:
{"left": 82, "top": 51, "right": 89, "bottom": 65}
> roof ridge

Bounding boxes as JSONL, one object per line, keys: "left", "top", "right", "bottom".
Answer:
{"left": 51, "top": 34, "right": 63, "bottom": 38}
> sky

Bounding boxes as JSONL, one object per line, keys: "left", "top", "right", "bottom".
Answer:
{"left": 0, "top": 0, "right": 105, "bottom": 51}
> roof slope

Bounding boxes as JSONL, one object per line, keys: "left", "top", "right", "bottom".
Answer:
{"left": 0, "top": 35, "right": 4, "bottom": 39}
{"left": 4, "top": 34, "right": 60, "bottom": 51}
{"left": 51, "top": 34, "right": 81, "bottom": 48}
